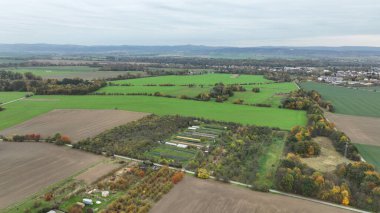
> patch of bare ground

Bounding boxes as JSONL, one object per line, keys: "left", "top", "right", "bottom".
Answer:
{"left": 301, "top": 137, "right": 351, "bottom": 172}
{"left": 325, "top": 112, "right": 380, "bottom": 146}
{"left": 0, "top": 109, "right": 149, "bottom": 142}
{"left": 75, "top": 161, "right": 122, "bottom": 184}
{"left": 0, "top": 142, "right": 102, "bottom": 209}
{"left": 231, "top": 74, "right": 240, "bottom": 78}
{"left": 150, "top": 176, "right": 351, "bottom": 213}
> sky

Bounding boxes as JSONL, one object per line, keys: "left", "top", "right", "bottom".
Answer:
{"left": 0, "top": 0, "right": 380, "bottom": 46}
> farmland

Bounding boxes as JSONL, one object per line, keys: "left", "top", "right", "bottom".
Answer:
{"left": 325, "top": 112, "right": 380, "bottom": 147}
{"left": 300, "top": 81, "right": 380, "bottom": 117}
{"left": 97, "top": 85, "right": 210, "bottom": 97}
{"left": 111, "top": 73, "right": 272, "bottom": 85}
{"left": 151, "top": 176, "right": 352, "bottom": 213}
{"left": 97, "top": 81, "right": 297, "bottom": 107}
{"left": 0, "top": 109, "right": 148, "bottom": 142}
{"left": 0, "top": 95, "right": 306, "bottom": 131}
{"left": 10, "top": 66, "right": 134, "bottom": 80}
{"left": 0, "top": 92, "right": 28, "bottom": 104}
{"left": 0, "top": 142, "right": 102, "bottom": 209}
{"left": 354, "top": 144, "right": 380, "bottom": 172}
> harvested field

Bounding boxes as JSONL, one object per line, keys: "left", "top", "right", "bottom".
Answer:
{"left": 0, "top": 109, "right": 148, "bottom": 142}
{"left": 75, "top": 161, "right": 122, "bottom": 184}
{"left": 301, "top": 137, "right": 351, "bottom": 172}
{"left": 0, "top": 142, "right": 102, "bottom": 209}
{"left": 325, "top": 112, "right": 380, "bottom": 146}
{"left": 151, "top": 176, "right": 351, "bottom": 213}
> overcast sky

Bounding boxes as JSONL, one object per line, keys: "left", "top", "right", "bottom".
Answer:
{"left": 0, "top": 0, "right": 379, "bottom": 46}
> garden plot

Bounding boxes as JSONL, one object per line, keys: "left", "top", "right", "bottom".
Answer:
{"left": 145, "top": 125, "right": 224, "bottom": 166}
{"left": 0, "top": 109, "right": 148, "bottom": 142}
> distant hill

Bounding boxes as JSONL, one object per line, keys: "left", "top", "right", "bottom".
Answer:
{"left": 1, "top": 44, "right": 380, "bottom": 59}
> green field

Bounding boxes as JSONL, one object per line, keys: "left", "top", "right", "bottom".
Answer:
{"left": 0, "top": 95, "right": 306, "bottom": 130}
{"left": 145, "top": 145, "right": 198, "bottom": 164}
{"left": 300, "top": 82, "right": 380, "bottom": 117}
{"left": 0, "top": 92, "right": 28, "bottom": 104}
{"left": 228, "top": 83, "right": 298, "bottom": 106}
{"left": 112, "top": 74, "right": 272, "bottom": 85}
{"left": 11, "top": 66, "right": 99, "bottom": 76}
{"left": 97, "top": 85, "right": 210, "bottom": 97}
{"left": 355, "top": 144, "right": 380, "bottom": 172}
{"left": 10, "top": 66, "right": 138, "bottom": 80}
{"left": 99, "top": 75, "right": 297, "bottom": 107}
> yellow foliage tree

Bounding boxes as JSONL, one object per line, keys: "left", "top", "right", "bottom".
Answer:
{"left": 342, "top": 196, "right": 350, "bottom": 206}
{"left": 197, "top": 168, "right": 210, "bottom": 179}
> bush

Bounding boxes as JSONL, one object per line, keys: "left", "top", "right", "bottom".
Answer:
{"left": 252, "top": 87, "right": 260, "bottom": 93}
{"left": 197, "top": 168, "right": 210, "bottom": 179}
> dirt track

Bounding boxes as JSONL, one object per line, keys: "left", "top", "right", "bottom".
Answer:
{"left": 150, "top": 176, "right": 351, "bottom": 213}
{"left": 0, "top": 142, "right": 102, "bottom": 209}
{"left": 0, "top": 109, "right": 148, "bottom": 142}
{"left": 325, "top": 112, "right": 380, "bottom": 146}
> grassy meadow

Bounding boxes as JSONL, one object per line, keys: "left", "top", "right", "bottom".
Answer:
{"left": 300, "top": 82, "right": 380, "bottom": 117}
{"left": 11, "top": 66, "right": 98, "bottom": 76}
{"left": 0, "top": 95, "right": 306, "bottom": 130}
{"left": 0, "top": 92, "right": 28, "bottom": 104}
{"left": 111, "top": 74, "right": 272, "bottom": 85}
{"left": 97, "top": 85, "right": 210, "bottom": 97}
{"left": 99, "top": 74, "right": 298, "bottom": 107}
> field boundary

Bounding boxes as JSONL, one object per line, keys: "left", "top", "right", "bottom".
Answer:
{"left": 0, "top": 97, "right": 25, "bottom": 106}
{"left": 269, "top": 190, "right": 369, "bottom": 213}
{"left": 113, "top": 153, "right": 368, "bottom": 213}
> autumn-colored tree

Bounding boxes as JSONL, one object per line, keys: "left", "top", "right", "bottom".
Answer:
{"left": 197, "top": 168, "right": 210, "bottom": 179}
{"left": 44, "top": 192, "right": 53, "bottom": 201}
{"left": 68, "top": 204, "right": 83, "bottom": 213}
{"left": 138, "top": 170, "right": 145, "bottom": 178}
{"left": 172, "top": 172, "right": 184, "bottom": 184}
{"left": 61, "top": 135, "right": 71, "bottom": 144}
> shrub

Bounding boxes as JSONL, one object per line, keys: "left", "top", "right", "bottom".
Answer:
{"left": 172, "top": 171, "right": 185, "bottom": 184}
{"left": 252, "top": 87, "right": 260, "bottom": 93}
{"left": 197, "top": 168, "right": 210, "bottom": 179}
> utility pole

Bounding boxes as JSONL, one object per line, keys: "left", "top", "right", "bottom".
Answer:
{"left": 344, "top": 142, "right": 349, "bottom": 158}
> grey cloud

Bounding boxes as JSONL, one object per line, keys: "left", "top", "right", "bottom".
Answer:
{"left": 0, "top": 0, "right": 379, "bottom": 46}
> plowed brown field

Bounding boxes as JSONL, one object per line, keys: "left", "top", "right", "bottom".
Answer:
{"left": 151, "top": 176, "right": 351, "bottom": 213}
{"left": 0, "top": 142, "right": 102, "bottom": 209}
{"left": 0, "top": 109, "right": 148, "bottom": 142}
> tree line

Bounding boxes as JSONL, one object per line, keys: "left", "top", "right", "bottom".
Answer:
{"left": 0, "top": 70, "right": 106, "bottom": 95}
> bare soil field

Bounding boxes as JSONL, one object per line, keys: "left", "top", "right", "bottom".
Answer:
{"left": 301, "top": 137, "right": 351, "bottom": 172}
{"left": 0, "top": 109, "right": 148, "bottom": 142}
{"left": 75, "top": 161, "right": 121, "bottom": 184}
{"left": 0, "top": 142, "right": 102, "bottom": 209}
{"left": 151, "top": 176, "right": 351, "bottom": 213}
{"left": 325, "top": 112, "right": 380, "bottom": 146}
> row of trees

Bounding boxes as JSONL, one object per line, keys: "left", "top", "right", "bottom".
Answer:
{"left": 282, "top": 89, "right": 359, "bottom": 160}
{"left": 282, "top": 89, "right": 334, "bottom": 112}
{"left": 0, "top": 71, "right": 106, "bottom": 95}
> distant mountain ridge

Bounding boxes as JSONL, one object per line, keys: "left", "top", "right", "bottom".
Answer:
{"left": 1, "top": 44, "right": 380, "bottom": 58}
